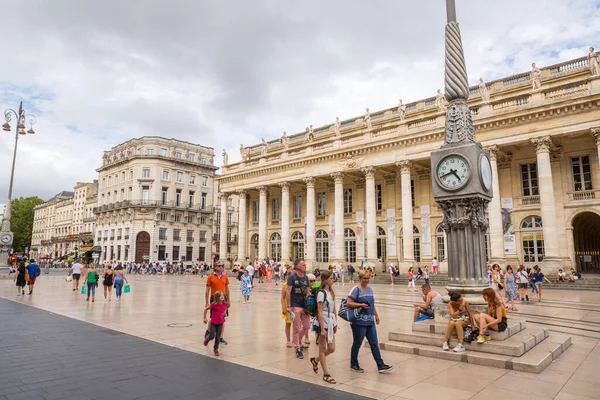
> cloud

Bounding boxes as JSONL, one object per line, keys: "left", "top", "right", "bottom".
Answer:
{"left": 0, "top": 0, "right": 598, "bottom": 203}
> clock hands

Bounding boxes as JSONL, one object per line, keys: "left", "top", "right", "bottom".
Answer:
{"left": 440, "top": 168, "right": 461, "bottom": 182}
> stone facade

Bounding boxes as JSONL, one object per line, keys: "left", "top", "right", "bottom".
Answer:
{"left": 31, "top": 182, "right": 98, "bottom": 260}
{"left": 94, "top": 137, "right": 217, "bottom": 264}
{"left": 218, "top": 54, "right": 600, "bottom": 273}
{"left": 211, "top": 185, "right": 240, "bottom": 265}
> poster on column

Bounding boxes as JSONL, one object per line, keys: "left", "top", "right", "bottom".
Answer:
{"left": 303, "top": 217, "right": 308, "bottom": 259}
{"left": 356, "top": 211, "right": 365, "bottom": 259}
{"left": 386, "top": 208, "right": 397, "bottom": 257}
{"left": 501, "top": 198, "right": 516, "bottom": 255}
{"left": 329, "top": 214, "right": 335, "bottom": 259}
{"left": 420, "top": 205, "right": 432, "bottom": 257}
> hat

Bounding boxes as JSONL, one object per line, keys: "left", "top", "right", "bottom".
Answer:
{"left": 307, "top": 273, "right": 316, "bottom": 281}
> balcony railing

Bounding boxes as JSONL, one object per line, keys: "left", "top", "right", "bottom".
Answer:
{"left": 186, "top": 237, "right": 194, "bottom": 242}
{"left": 518, "top": 195, "right": 540, "bottom": 206}
{"left": 199, "top": 237, "right": 207, "bottom": 243}
{"left": 174, "top": 237, "right": 181, "bottom": 242}
{"left": 94, "top": 200, "right": 214, "bottom": 214}
{"left": 568, "top": 190, "right": 598, "bottom": 201}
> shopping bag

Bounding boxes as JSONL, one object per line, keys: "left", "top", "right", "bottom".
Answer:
{"left": 124, "top": 284, "right": 130, "bottom": 294}
{"left": 81, "top": 285, "right": 86, "bottom": 295}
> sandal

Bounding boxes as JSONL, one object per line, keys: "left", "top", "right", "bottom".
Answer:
{"left": 323, "top": 374, "right": 336, "bottom": 384}
{"left": 310, "top": 357, "right": 319, "bottom": 374}
{"left": 511, "top": 307, "right": 518, "bottom": 311}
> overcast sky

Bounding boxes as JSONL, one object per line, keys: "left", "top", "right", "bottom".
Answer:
{"left": 1, "top": 0, "right": 599, "bottom": 210}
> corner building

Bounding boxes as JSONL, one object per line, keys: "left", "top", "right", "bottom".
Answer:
{"left": 218, "top": 55, "right": 600, "bottom": 274}
{"left": 94, "top": 137, "right": 217, "bottom": 264}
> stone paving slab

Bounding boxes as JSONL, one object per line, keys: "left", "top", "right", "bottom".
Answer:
{"left": 0, "top": 298, "right": 366, "bottom": 400}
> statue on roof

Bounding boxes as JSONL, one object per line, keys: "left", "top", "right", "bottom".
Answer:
{"left": 261, "top": 138, "right": 269, "bottom": 155}
{"left": 280, "top": 131, "right": 289, "bottom": 149}
{"left": 333, "top": 117, "right": 341, "bottom": 136}
{"left": 436, "top": 89, "right": 447, "bottom": 112}
{"left": 222, "top": 149, "right": 228, "bottom": 166}
{"left": 306, "top": 125, "right": 314, "bottom": 143}
{"left": 531, "top": 63, "right": 542, "bottom": 90}
{"left": 398, "top": 100, "right": 406, "bottom": 121}
{"left": 589, "top": 47, "right": 600, "bottom": 76}
{"left": 479, "top": 77, "right": 490, "bottom": 102}
{"left": 364, "top": 108, "right": 372, "bottom": 130}
{"left": 240, "top": 144, "right": 250, "bottom": 161}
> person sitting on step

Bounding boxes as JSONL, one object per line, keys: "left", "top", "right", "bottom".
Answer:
{"left": 475, "top": 288, "right": 508, "bottom": 343}
{"left": 413, "top": 284, "right": 443, "bottom": 321}
{"left": 442, "top": 291, "right": 474, "bottom": 352}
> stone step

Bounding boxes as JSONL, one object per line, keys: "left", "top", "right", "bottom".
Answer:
{"left": 388, "top": 326, "right": 548, "bottom": 357}
{"left": 412, "top": 319, "right": 526, "bottom": 341}
{"left": 380, "top": 332, "right": 571, "bottom": 374}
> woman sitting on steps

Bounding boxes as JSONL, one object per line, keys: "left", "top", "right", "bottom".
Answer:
{"left": 442, "top": 291, "right": 474, "bottom": 353}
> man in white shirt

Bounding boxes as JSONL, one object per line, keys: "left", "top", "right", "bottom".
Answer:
{"left": 246, "top": 263, "right": 255, "bottom": 285}
{"left": 69, "top": 260, "right": 84, "bottom": 292}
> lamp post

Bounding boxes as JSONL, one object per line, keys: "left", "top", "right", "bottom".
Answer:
{"left": 0, "top": 101, "right": 37, "bottom": 273}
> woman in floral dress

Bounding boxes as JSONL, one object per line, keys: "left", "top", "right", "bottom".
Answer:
{"left": 504, "top": 265, "right": 518, "bottom": 311}
{"left": 241, "top": 269, "right": 252, "bottom": 303}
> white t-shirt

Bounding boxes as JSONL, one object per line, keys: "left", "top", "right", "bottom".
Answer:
{"left": 389, "top": 265, "right": 395, "bottom": 274}
{"left": 432, "top": 259, "right": 439, "bottom": 267}
{"left": 518, "top": 271, "right": 529, "bottom": 284}
{"left": 246, "top": 265, "right": 254, "bottom": 276}
{"left": 316, "top": 290, "right": 336, "bottom": 327}
{"left": 72, "top": 263, "right": 83, "bottom": 274}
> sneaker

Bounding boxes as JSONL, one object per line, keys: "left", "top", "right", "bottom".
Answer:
{"left": 214, "top": 349, "right": 219, "bottom": 356}
{"left": 286, "top": 342, "right": 292, "bottom": 348}
{"left": 203, "top": 339, "right": 209, "bottom": 346}
{"left": 296, "top": 349, "right": 304, "bottom": 359}
{"left": 350, "top": 365, "right": 364, "bottom": 373}
{"left": 453, "top": 344, "right": 466, "bottom": 352}
{"left": 86, "top": 298, "right": 89, "bottom": 302}
{"left": 526, "top": 295, "right": 529, "bottom": 301}
{"left": 243, "top": 301, "right": 247, "bottom": 304}
{"left": 484, "top": 332, "right": 491, "bottom": 341}
{"left": 378, "top": 365, "right": 393, "bottom": 373}
{"left": 219, "top": 338, "right": 228, "bottom": 345}
{"left": 442, "top": 342, "right": 450, "bottom": 351}
{"left": 476, "top": 335, "right": 485, "bottom": 344}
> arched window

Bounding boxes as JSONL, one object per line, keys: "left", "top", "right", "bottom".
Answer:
{"left": 344, "top": 228, "right": 356, "bottom": 263}
{"left": 316, "top": 230, "right": 329, "bottom": 263}
{"left": 291, "top": 231, "right": 304, "bottom": 261}
{"left": 436, "top": 224, "right": 446, "bottom": 262}
{"left": 270, "top": 232, "right": 282, "bottom": 262}
{"left": 377, "top": 226, "right": 387, "bottom": 261}
{"left": 521, "top": 215, "right": 544, "bottom": 264}
{"left": 400, "top": 225, "right": 421, "bottom": 262}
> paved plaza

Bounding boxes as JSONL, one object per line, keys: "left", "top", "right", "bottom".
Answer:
{"left": 1, "top": 274, "right": 600, "bottom": 399}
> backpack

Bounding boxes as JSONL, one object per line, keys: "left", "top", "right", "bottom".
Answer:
{"left": 34, "top": 265, "right": 41, "bottom": 277}
{"left": 347, "top": 265, "right": 355, "bottom": 274}
{"left": 305, "top": 288, "right": 326, "bottom": 317}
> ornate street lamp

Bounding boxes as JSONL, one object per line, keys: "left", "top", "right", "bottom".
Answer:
{"left": 0, "top": 101, "right": 37, "bottom": 273}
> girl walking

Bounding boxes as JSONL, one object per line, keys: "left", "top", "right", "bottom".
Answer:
{"left": 491, "top": 264, "right": 507, "bottom": 308}
{"left": 241, "top": 269, "right": 252, "bottom": 303}
{"left": 531, "top": 266, "right": 552, "bottom": 301}
{"left": 310, "top": 270, "right": 337, "bottom": 385}
{"left": 14, "top": 261, "right": 27, "bottom": 296}
{"left": 203, "top": 291, "right": 229, "bottom": 356}
{"left": 84, "top": 264, "right": 99, "bottom": 302}
{"left": 407, "top": 267, "right": 416, "bottom": 292}
{"left": 113, "top": 265, "right": 129, "bottom": 301}
{"left": 281, "top": 280, "right": 293, "bottom": 348}
{"left": 504, "top": 265, "right": 518, "bottom": 311}
{"left": 423, "top": 266, "right": 430, "bottom": 285}
{"left": 103, "top": 265, "right": 114, "bottom": 301}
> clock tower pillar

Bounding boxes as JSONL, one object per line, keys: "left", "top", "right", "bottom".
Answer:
{"left": 430, "top": 0, "right": 492, "bottom": 300}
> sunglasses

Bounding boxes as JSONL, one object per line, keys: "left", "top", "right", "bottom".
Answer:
{"left": 309, "top": 280, "right": 315, "bottom": 283}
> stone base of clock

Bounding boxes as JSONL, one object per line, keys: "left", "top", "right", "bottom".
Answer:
{"left": 443, "top": 283, "right": 489, "bottom": 305}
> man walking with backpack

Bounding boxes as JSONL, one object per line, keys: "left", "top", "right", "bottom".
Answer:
{"left": 286, "top": 259, "right": 311, "bottom": 359}
{"left": 26, "top": 259, "right": 41, "bottom": 295}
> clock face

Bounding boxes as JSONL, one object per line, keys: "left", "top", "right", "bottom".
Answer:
{"left": 1, "top": 234, "right": 12, "bottom": 244}
{"left": 480, "top": 154, "right": 492, "bottom": 191}
{"left": 436, "top": 155, "right": 471, "bottom": 190}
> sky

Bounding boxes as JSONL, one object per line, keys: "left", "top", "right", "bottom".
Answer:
{"left": 0, "top": 0, "right": 599, "bottom": 212}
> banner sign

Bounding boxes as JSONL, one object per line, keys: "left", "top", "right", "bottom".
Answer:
{"left": 356, "top": 211, "right": 365, "bottom": 259}
{"left": 501, "top": 198, "right": 516, "bottom": 255}
{"left": 386, "top": 208, "right": 397, "bottom": 257}
{"left": 329, "top": 214, "right": 335, "bottom": 259}
{"left": 420, "top": 205, "right": 432, "bottom": 257}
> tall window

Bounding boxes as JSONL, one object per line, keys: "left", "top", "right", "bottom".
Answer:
{"left": 162, "top": 170, "right": 169, "bottom": 180}
{"left": 571, "top": 155, "right": 592, "bottom": 191}
{"left": 316, "top": 230, "right": 329, "bottom": 262}
{"left": 317, "top": 192, "right": 326, "bottom": 216}
{"left": 173, "top": 229, "right": 181, "bottom": 241}
{"left": 190, "top": 175, "right": 196, "bottom": 185}
{"left": 253, "top": 201, "right": 259, "bottom": 222}
{"left": 400, "top": 226, "right": 421, "bottom": 262}
{"left": 411, "top": 180, "right": 415, "bottom": 207}
{"left": 343, "top": 189, "right": 353, "bottom": 213}
{"left": 201, "top": 157, "right": 207, "bottom": 165}
{"left": 293, "top": 196, "right": 302, "bottom": 219}
{"left": 202, "top": 176, "right": 208, "bottom": 186}
{"left": 143, "top": 168, "right": 150, "bottom": 178}
{"left": 521, "top": 163, "right": 539, "bottom": 196}
{"left": 187, "top": 230, "right": 194, "bottom": 242}
{"left": 159, "top": 228, "right": 167, "bottom": 240}
{"left": 146, "top": 148, "right": 154, "bottom": 155}
{"left": 521, "top": 215, "right": 544, "bottom": 264}
{"left": 188, "top": 191, "right": 195, "bottom": 206}
{"left": 272, "top": 198, "right": 280, "bottom": 220}
{"left": 142, "top": 186, "right": 149, "bottom": 204}
{"left": 270, "top": 232, "right": 282, "bottom": 262}
{"left": 201, "top": 192, "right": 207, "bottom": 209}
{"left": 160, "top": 148, "right": 167, "bottom": 156}
{"left": 344, "top": 228, "right": 356, "bottom": 262}
{"left": 175, "top": 152, "right": 182, "bottom": 159}
{"left": 175, "top": 189, "right": 182, "bottom": 207}
{"left": 227, "top": 213, "right": 232, "bottom": 225}
{"left": 216, "top": 212, "right": 221, "bottom": 224}
{"left": 161, "top": 187, "right": 168, "bottom": 206}
{"left": 376, "top": 226, "right": 387, "bottom": 261}
{"left": 160, "top": 212, "right": 168, "bottom": 221}
{"left": 187, "top": 153, "right": 195, "bottom": 162}
{"left": 436, "top": 224, "right": 446, "bottom": 262}
{"left": 376, "top": 184, "right": 383, "bottom": 211}
{"left": 176, "top": 172, "right": 183, "bottom": 182}
{"left": 292, "top": 231, "right": 304, "bottom": 261}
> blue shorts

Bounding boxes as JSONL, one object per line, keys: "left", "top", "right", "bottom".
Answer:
{"left": 534, "top": 281, "right": 542, "bottom": 286}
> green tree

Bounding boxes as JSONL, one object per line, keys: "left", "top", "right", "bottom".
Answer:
{"left": 10, "top": 196, "right": 44, "bottom": 252}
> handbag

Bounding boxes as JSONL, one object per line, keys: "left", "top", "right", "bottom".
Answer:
{"left": 81, "top": 285, "right": 87, "bottom": 295}
{"left": 338, "top": 298, "right": 360, "bottom": 322}
{"left": 25, "top": 270, "right": 30, "bottom": 282}
{"left": 124, "top": 284, "right": 131, "bottom": 294}
{"left": 498, "top": 284, "right": 504, "bottom": 290}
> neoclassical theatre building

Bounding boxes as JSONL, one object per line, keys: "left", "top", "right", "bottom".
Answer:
{"left": 217, "top": 54, "right": 600, "bottom": 273}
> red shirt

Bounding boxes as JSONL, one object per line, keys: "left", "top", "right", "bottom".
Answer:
{"left": 210, "top": 302, "right": 229, "bottom": 324}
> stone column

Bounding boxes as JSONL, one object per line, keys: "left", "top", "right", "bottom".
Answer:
{"left": 398, "top": 161, "right": 415, "bottom": 269}
{"left": 258, "top": 186, "right": 268, "bottom": 261}
{"left": 237, "top": 190, "right": 247, "bottom": 263}
{"left": 592, "top": 128, "right": 600, "bottom": 173}
{"left": 331, "top": 172, "right": 345, "bottom": 265}
{"left": 219, "top": 193, "right": 228, "bottom": 263}
{"left": 304, "top": 177, "right": 316, "bottom": 266}
{"left": 363, "top": 167, "right": 377, "bottom": 265}
{"left": 484, "top": 145, "right": 505, "bottom": 266}
{"left": 531, "top": 137, "right": 560, "bottom": 264}
{"left": 279, "top": 182, "right": 291, "bottom": 264}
